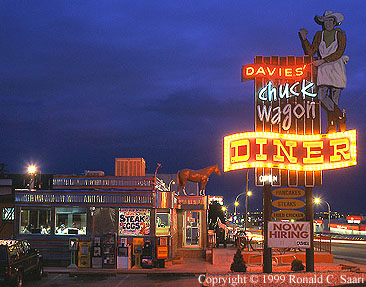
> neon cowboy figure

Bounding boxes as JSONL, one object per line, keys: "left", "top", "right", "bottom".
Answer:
{"left": 299, "top": 11, "right": 348, "bottom": 133}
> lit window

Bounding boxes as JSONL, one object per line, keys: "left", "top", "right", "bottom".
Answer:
{"left": 55, "top": 207, "right": 87, "bottom": 235}
{"left": 156, "top": 213, "right": 170, "bottom": 236}
{"left": 20, "top": 209, "right": 51, "bottom": 234}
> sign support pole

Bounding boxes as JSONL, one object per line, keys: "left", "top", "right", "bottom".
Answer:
{"left": 263, "top": 183, "right": 272, "bottom": 273}
{"left": 305, "top": 187, "right": 314, "bottom": 272}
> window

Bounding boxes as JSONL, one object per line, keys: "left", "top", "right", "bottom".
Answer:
{"left": 2, "top": 207, "right": 14, "bottom": 221}
{"left": 156, "top": 213, "right": 170, "bottom": 236}
{"left": 184, "top": 211, "right": 201, "bottom": 247}
{"left": 20, "top": 209, "right": 51, "bottom": 234}
{"left": 55, "top": 207, "right": 87, "bottom": 235}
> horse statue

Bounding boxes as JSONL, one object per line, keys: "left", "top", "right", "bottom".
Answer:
{"left": 177, "top": 164, "right": 221, "bottom": 196}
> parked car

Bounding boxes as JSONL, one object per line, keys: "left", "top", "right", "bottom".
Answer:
{"left": 0, "top": 240, "right": 43, "bottom": 287}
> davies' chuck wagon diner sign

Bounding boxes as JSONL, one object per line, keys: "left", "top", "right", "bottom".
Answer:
{"left": 223, "top": 55, "right": 357, "bottom": 187}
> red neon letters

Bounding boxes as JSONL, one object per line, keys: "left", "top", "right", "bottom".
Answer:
{"left": 242, "top": 63, "right": 309, "bottom": 81}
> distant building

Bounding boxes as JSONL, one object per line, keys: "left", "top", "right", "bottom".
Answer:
{"left": 115, "top": 158, "right": 146, "bottom": 176}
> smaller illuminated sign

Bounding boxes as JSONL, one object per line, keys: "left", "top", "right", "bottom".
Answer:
{"left": 53, "top": 176, "right": 153, "bottom": 189}
{"left": 258, "top": 175, "right": 278, "bottom": 185}
{"left": 224, "top": 130, "right": 357, "bottom": 172}
{"left": 242, "top": 63, "right": 309, "bottom": 81}
{"left": 268, "top": 222, "right": 310, "bottom": 248}
{"left": 15, "top": 191, "right": 153, "bottom": 206}
{"left": 272, "top": 188, "right": 305, "bottom": 198}
{"left": 272, "top": 210, "right": 305, "bottom": 220}
{"left": 119, "top": 208, "right": 150, "bottom": 236}
{"left": 272, "top": 199, "right": 305, "bottom": 209}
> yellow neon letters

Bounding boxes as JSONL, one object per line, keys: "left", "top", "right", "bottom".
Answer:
{"left": 223, "top": 131, "right": 357, "bottom": 172}
{"left": 231, "top": 139, "right": 250, "bottom": 163}
{"left": 303, "top": 141, "right": 324, "bottom": 164}
{"left": 273, "top": 140, "right": 298, "bottom": 164}
{"left": 330, "top": 139, "right": 351, "bottom": 162}
{"left": 256, "top": 138, "right": 268, "bottom": 160}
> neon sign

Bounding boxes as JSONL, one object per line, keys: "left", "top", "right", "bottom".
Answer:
{"left": 224, "top": 130, "right": 357, "bottom": 172}
{"left": 242, "top": 63, "right": 310, "bottom": 81}
{"left": 258, "top": 80, "right": 316, "bottom": 102}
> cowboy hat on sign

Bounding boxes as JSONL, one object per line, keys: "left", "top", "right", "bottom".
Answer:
{"left": 314, "top": 11, "right": 344, "bottom": 26}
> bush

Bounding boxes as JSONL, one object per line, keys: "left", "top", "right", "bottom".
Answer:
{"left": 230, "top": 248, "right": 247, "bottom": 272}
{"left": 291, "top": 259, "right": 305, "bottom": 271}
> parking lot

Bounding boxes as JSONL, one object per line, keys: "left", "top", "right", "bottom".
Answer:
{"left": 23, "top": 273, "right": 201, "bottom": 287}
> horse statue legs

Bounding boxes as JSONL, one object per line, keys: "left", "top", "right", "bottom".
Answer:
{"left": 177, "top": 179, "right": 188, "bottom": 196}
{"left": 199, "top": 180, "right": 208, "bottom": 196}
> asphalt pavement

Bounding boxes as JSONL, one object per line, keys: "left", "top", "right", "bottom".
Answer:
{"left": 24, "top": 273, "right": 201, "bottom": 287}
{"left": 332, "top": 242, "right": 366, "bottom": 265}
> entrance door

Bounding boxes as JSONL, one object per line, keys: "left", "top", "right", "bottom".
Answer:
{"left": 184, "top": 211, "right": 200, "bottom": 247}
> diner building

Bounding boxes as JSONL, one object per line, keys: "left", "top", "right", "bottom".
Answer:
{"left": 13, "top": 158, "right": 209, "bottom": 267}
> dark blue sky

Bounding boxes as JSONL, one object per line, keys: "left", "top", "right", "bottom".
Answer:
{"left": 1, "top": 1, "right": 365, "bottom": 213}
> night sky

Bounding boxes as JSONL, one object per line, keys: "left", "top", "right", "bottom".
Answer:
{"left": 1, "top": 1, "right": 365, "bottom": 213}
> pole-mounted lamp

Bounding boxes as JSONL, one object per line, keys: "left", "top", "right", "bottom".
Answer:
{"left": 314, "top": 197, "right": 331, "bottom": 231}
{"left": 27, "top": 164, "right": 37, "bottom": 191}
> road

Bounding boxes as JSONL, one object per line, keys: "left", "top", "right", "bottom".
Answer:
{"left": 23, "top": 273, "right": 201, "bottom": 287}
{"left": 332, "top": 242, "right": 366, "bottom": 265}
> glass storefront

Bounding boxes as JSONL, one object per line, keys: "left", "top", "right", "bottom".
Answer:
{"left": 184, "top": 211, "right": 200, "bottom": 247}
{"left": 55, "top": 207, "right": 87, "bottom": 235}
{"left": 20, "top": 208, "right": 51, "bottom": 234}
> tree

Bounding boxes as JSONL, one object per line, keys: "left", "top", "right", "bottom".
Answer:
{"left": 208, "top": 201, "right": 226, "bottom": 230}
{"left": 230, "top": 248, "right": 247, "bottom": 272}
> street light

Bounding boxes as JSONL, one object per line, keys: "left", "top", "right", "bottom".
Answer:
{"left": 27, "top": 164, "right": 37, "bottom": 191}
{"left": 27, "top": 165, "right": 37, "bottom": 174}
{"left": 314, "top": 197, "right": 331, "bottom": 231}
{"left": 168, "top": 180, "right": 175, "bottom": 191}
{"left": 234, "top": 169, "right": 251, "bottom": 230}
{"left": 245, "top": 189, "right": 252, "bottom": 233}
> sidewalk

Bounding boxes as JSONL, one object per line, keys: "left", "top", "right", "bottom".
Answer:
{"left": 44, "top": 257, "right": 366, "bottom": 276}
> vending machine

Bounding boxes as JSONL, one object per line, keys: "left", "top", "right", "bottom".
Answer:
{"left": 102, "top": 233, "right": 117, "bottom": 269}
{"left": 132, "top": 238, "right": 143, "bottom": 269}
{"left": 141, "top": 240, "right": 153, "bottom": 269}
{"left": 117, "top": 245, "right": 131, "bottom": 269}
{"left": 156, "top": 237, "right": 168, "bottom": 268}
{"left": 78, "top": 241, "right": 92, "bottom": 268}
{"left": 92, "top": 236, "right": 102, "bottom": 268}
